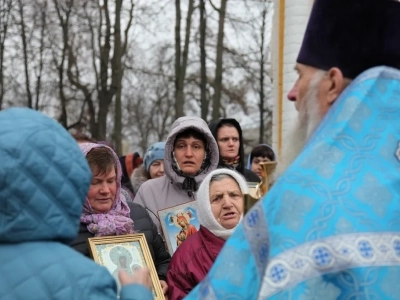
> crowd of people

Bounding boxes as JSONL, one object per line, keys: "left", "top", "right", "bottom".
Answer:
{"left": 1, "top": 0, "right": 400, "bottom": 299}
{"left": 0, "top": 108, "right": 273, "bottom": 300}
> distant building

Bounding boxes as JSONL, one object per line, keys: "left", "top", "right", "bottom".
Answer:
{"left": 271, "top": 0, "right": 313, "bottom": 161}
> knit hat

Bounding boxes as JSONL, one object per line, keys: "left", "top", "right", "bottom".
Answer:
{"left": 144, "top": 142, "right": 165, "bottom": 172}
{"left": 196, "top": 168, "right": 248, "bottom": 240}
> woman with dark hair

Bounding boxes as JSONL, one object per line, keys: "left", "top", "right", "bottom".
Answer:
{"left": 208, "top": 118, "right": 260, "bottom": 182}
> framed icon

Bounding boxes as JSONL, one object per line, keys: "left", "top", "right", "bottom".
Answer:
{"left": 158, "top": 201, "right": 200, "bottom": 255}
{"left": 88, "top": 233, "right": 164, "bottom": 300}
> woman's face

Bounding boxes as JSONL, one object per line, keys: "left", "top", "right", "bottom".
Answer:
{"left": 174, "top": 136, "right": 206, "bottom": 175}
{"left": 87, "top": 167, "right": 117, "bottom": 213}
{"left": 217, "top": 125, "right": 240, "bottom": 160}
{"left": 209, "top": 177, "right": 244, "bottom": 229}
{"left": 149, "top": 159, "right": 165, "bottom": 179}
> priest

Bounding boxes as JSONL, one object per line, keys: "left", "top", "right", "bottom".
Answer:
{"left": 186, "top": 0, "right": 400, "bottom": 299}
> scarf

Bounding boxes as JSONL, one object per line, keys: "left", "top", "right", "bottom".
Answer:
{"left": 196, "top": 168, "right": 248, "bottom": 240}
{"left": 222, "top": 155, "right": 240, "bottom": 169}
{"left": 79, "top": 143, "right": 134, "bottom": 236}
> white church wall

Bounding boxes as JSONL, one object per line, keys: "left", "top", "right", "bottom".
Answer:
{"left": 271, "top": 0, "right": 313, "bottom": 160}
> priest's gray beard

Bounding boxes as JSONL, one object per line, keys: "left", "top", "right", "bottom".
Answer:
{"left": 276, "top": 71, "right": 326, "bottom": 177}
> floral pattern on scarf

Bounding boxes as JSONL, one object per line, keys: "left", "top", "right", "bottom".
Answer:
{"left": 79, "top": 143, "right": 134, "bottom": 236}
{"left": 222, "top": 155, "right": 240, "bottom": 169}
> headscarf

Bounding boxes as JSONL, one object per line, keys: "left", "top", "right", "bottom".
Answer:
{"left": 196, "top": 168, "right": 248, "bottom": 240}
{"left": 79, "top": 143, "right": 134, "bottom": 236}
{"left": 208, "top": 119, "right": 245, "bottom": 173}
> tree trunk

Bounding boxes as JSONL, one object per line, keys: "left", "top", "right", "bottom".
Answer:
{"left": 174, "top": 0, "right": 194, "bottom": 120}
{"left": 114, "top": 86, "right": 122, "bottom": 155}
{"left": 17, "top": 0, "right": 33, "bottom": 109}
{"left": 112, "top": 0, "right": 123, "bottom": 154}
{"left": 96, "top": 0, "right": 113, "bottom": 140}
{"left": 0, "top": 0, "right": 13, "bottom": 110}
{"left": 35, "top": 1, "right": 47, "bottom": 111}
{"left": 97, "top": 99, "right": 109, "bottom": 141}
{"left": 199, "top": 0, "right": 208, "bottom": 121}
{"left": 54, "top": 0, "right": 73, "bottom": 128}
{"left": 174, "top": 0, "right": 182, "bottom": 119}
{"left": 259, "top": 7, "right": 267, "bottom": 144}
{"left": 212, "top": 0, "right": 228, "bottom": 120}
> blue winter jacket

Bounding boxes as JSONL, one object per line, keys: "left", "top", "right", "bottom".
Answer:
{"left": 0, "top": 108, "right": 153, "bottom": 300}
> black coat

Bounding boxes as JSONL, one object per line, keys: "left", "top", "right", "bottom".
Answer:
{"left": 69, "top": 202, "right": 171, "bottom": 280}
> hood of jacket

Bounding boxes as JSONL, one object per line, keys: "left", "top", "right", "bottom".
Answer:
{"left": 164, "top": 116, "right": 219, "bottom": 188}
{"left": 0, "top": 108, "right": 91, "bottom": 244}
{"left": 130, "top": 164, "right": 150, "bottom": 194}
{"left": 208, "top": 118, "right": 246, "bottom": 173}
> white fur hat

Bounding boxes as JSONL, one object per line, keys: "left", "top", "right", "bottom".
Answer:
{"left": 196, "top": 168, "right": 248, "bottom": 239}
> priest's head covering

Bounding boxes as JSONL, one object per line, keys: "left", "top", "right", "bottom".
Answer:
{"left": 297, "top": 0, "right": 400, "bottom": 79}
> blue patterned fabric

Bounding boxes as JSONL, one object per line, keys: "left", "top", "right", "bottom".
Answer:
{"left": 0, "top": 108, "right": 152, "bottom": 300}
{"left": 186, "top": 66, "right": 400, "bottom": 299}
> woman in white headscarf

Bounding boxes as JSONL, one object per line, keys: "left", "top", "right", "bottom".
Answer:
{"left": 166, "top": 168, "right": 248, "bottom": 300}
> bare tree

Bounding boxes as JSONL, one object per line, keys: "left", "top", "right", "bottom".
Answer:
{"left": 258, "top": 3, "right": 269, "bottom": 144}
{"left": 124, "top": 43, "right": 175, "bottom": 152}
{"left": 34, "top": 0, "right": 47, "bottom": 110}
{"left": 221, "top": 0, "right": 273, "bottom": 143}
{"left": 0, "top": 0, "right": 13, "bottom": 110}
{"left": 2, "top": 0, "right": 273, "bottom": 153}
{"left": 66, "top": 0, "right": 134, "bottom": 145}
{"left": 52, "top": 0, "right": 73, "bottom": 127}
{"left": 174, "top": 0, "right": 195, "bottom": 120}
{"left": 210, "top": 0, "right": 228, "bottom": 120}
{"left": 16, "top": 0, "right": 33, "bottom": 108}
{"left": 199, "top": 0, "right": 208, "bottom": 120}
{"left": 9, "top": 0, "right": 50, "bottom": 111}
{"left": 113, "top": 0, "right": 134, "bottom": 155}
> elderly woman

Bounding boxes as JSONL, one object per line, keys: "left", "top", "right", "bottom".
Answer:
{"left": 166, "top": 169, "right": 248, "bottom": 299}
{"left": 69, "top": 142, "right": 171, "bottom": 296}
{"left": 131, "top": 142, "right": 165, "bottom": 195}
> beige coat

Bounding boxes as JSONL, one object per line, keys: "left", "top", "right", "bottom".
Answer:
{"left": 134, "top": 116, "right": 219, "bottom": 233}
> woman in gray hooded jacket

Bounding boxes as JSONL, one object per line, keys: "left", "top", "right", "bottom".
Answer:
{"left": 134, "top": 116, "right": 219, "bottom": 233}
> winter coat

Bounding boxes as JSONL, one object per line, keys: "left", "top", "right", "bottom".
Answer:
{"left": 0, "top": 108, "right": 152, "bottom": 300}
{"left": 208, "top": 118, "right": 260, "bottom": 182}
{"left": 134, "top": 116, "right": 219, "bottom": 233}
{"left": 130, "top": 165, "right": 150, "bottom": 195}
{"left": 70, "top": 202, "right": 171, "bottom": 280}
{"left": 167, "top": 169, "right": 248, "bottom": 299}
{"left": 167, "top": 226, "right": 225, "bottom": 299}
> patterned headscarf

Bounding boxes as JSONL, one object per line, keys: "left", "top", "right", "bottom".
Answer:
{"left": 79, "top": 143, "right": 134, "bottom": 236}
